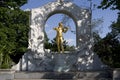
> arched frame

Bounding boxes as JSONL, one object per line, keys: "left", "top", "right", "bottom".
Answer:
{"left": 29, "top": 1, "right": 91, "bottom": 54}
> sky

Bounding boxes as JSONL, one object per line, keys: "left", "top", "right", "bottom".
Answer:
{"left": 21, "top": 0, "right": 118, "bottom": 46}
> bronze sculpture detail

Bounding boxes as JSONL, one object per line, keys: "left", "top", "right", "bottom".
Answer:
{"left": 53, "top": 22, "right": 69, "bottom": 53}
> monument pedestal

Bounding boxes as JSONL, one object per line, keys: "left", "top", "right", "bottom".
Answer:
{"left": 53, "top": 53, "right": 77, "bottom": 72}
{"left": 12, "top": 51, "right": 77, "bottom": 72}
{"left": 12, "top": 50, "right": 105, "bottom": 72}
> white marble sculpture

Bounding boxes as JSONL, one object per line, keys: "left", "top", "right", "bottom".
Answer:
{"left": 12, "top": 1, "right": 104, "bottom": 72}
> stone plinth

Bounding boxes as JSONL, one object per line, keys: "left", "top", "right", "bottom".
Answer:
{"left": 12, "top": 50, "right": 104, "bottom": 72}
{"left": 53, "top": 53, "right": 77, "bottom": 72}
{"left": 0, "top": 69, "right": 14, "bottom": 80}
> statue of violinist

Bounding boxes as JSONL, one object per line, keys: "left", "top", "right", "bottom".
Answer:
{"left": 53, "top": 22, "right": 69, "bottom": 53}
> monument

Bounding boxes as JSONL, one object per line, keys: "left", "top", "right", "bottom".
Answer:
{"left": 12, "top": 0, "right": 104, "bottom": 72}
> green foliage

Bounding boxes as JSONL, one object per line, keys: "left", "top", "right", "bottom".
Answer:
{"left": 94, "top": 0, "right": 120, "bottom": 68}
{"left": 0, "top": 53, "right": 12, "bottom": 69}
{"left": 98, "top": 0, "right": 120, "bottom": 10}
{"left": 44, "top": 31, "right": 51, "bottom": 49}
{"left": 50, "top": 38, "right": 58, "bottom": 52}
{"left": 0, "top": 0, "right": 27, "bottom": 9}
{"left": 0, "top": 0, "right": 28, "bottom": 68}
{"left": 94, "top": 32, "right": 120, "bottom": 67}
{"left": 111, "top": 15, "right": 120, "bottom": 33}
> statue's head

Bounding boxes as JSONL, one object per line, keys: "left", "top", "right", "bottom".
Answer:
{"left": 59, "top": 22, "right": 63, "bottom": 27}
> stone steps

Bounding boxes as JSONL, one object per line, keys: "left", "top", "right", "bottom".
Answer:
{"left": 14, "top": 79, "right": 53, "bottom": 80}
{"left": 14, "top": 79, "right": 111, "bottom": 80}
{"left": 14, "top": 79, "right": 51, "bottom": 80}
{"left": 14, "top": 72, "right": 75, "bottom": 79}
{"left": 14, "top": 71, "right": 112, "bottom": 80}
{"left": 0, "top": 69, "right": 112, "bottom": 80}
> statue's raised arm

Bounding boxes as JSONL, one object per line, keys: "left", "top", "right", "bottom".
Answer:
{"left": 63, "top": 26, "right": 69, "bottom": 33}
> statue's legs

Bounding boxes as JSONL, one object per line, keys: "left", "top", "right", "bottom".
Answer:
{"left": 56, "top": 37, "right": 64, "bottom": 53}
{"left": 60, "top": 37, "right": 64, "bottom": 53}
{"left": 58, "top": 44, "right": 60, "bottom": 53}
{"left": 61, "top": 44, "right": 64, "bottom": 53}
{"left": 56, "top": 38, "right": 60, "bottom": 53}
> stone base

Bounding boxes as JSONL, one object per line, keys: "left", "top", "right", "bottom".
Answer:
{"left": 0, "top": 69, "right": 14, "bottom": 80}
{"left": 12, "top": 50, "right": 106, "bottom": 72}
{"left": 113, "top": 68, "right": 120, "bottom": 80}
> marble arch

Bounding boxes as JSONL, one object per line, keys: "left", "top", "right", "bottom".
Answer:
{"left": 12, "top": 1, "right": 103, "bottom": 71}
{"left": 29, "top": 1, "right": 91, "bottom": 53}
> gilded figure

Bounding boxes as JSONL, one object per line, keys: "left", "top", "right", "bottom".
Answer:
{"left": 53, "top": 22, "right": 69, "bottom": 53}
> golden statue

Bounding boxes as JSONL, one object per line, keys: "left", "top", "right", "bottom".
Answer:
{"left": 53, "top": 22, "right": 69, "bottom": 53}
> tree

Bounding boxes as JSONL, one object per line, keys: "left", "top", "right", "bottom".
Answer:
{"left": 0, "top": 0, "right": 27, "bottom": 9}
{"left": 93, "top": 0, "right": 120, "bottom": 68}
{"left": 44, "top": 31, "right": 52, "bottom": 49}
{"left": 98, "top": 0, "right": 120, "bottom": 10}
{"left": 0, "top": 0, "right": 28, "bottom": 68}
{"left": 94, "top": 32, "right": 120, "bottom": 67}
